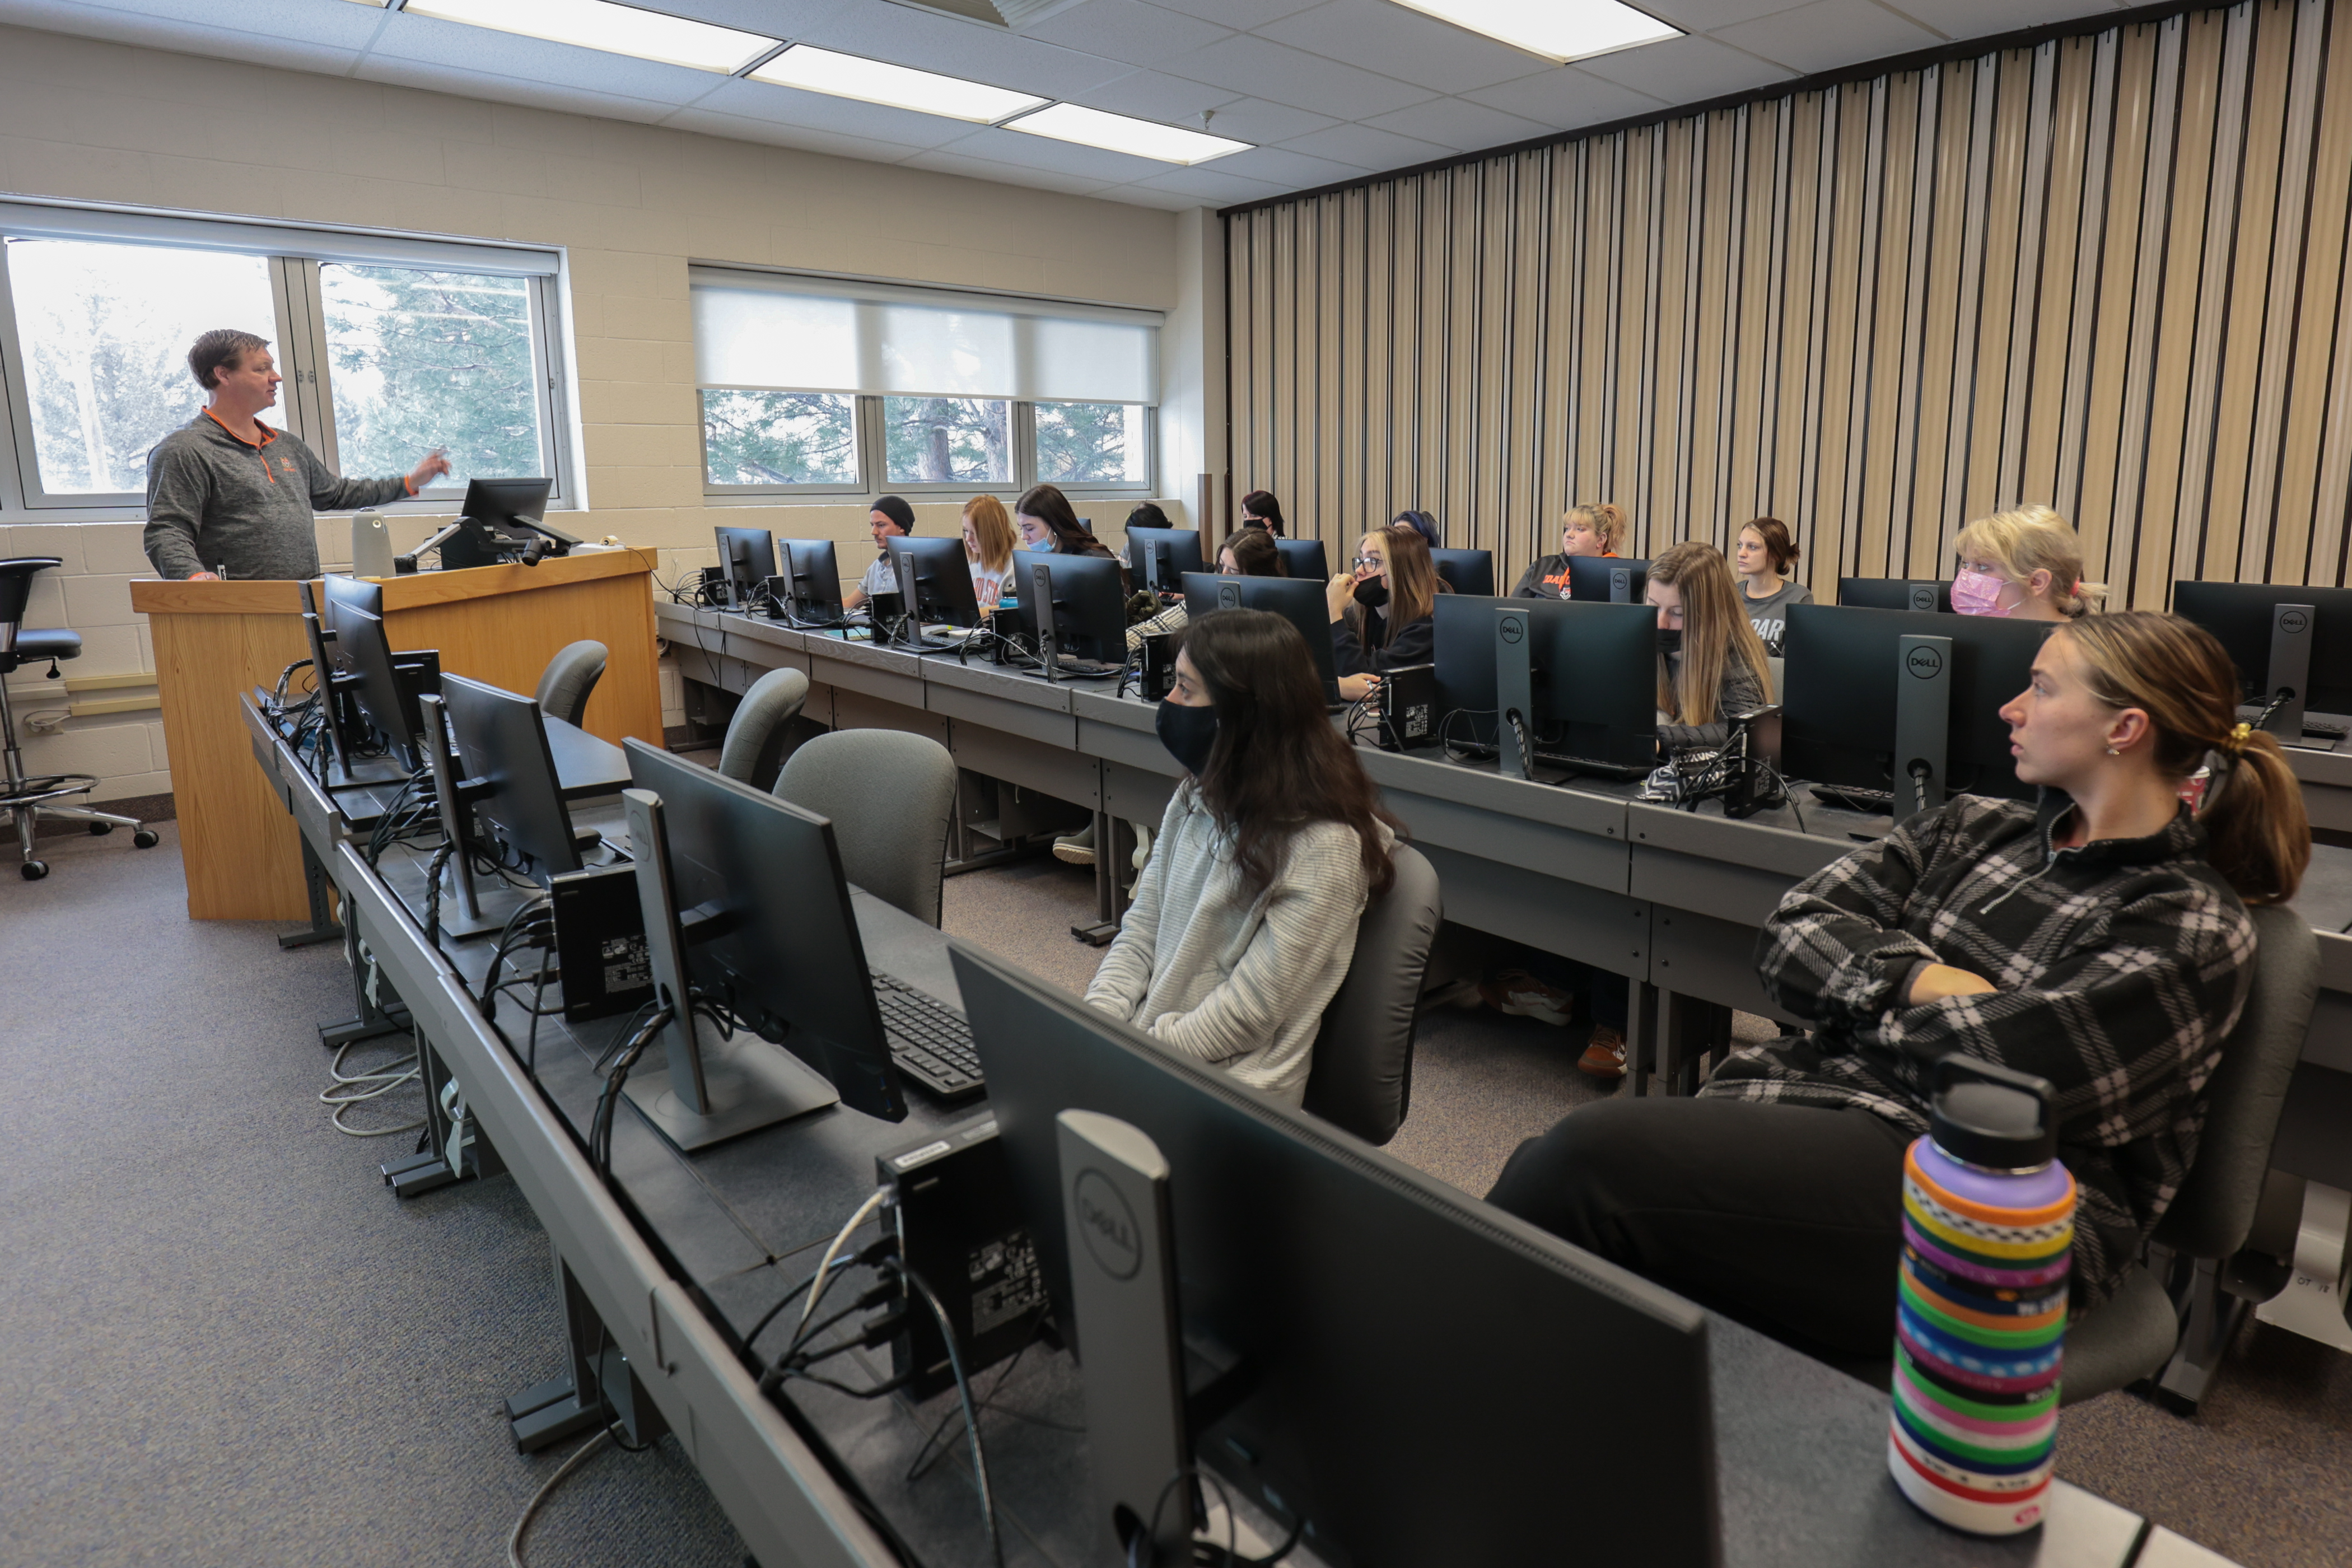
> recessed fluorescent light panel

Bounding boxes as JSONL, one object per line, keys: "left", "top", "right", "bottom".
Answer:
{"left": 749, "top": 45, "right": 1048, "bottom": 124}
{"left": 404, "top": 0, "right": 778, "bottom": 73}
{"left": 1389, "top": 0, "right": 1679, "bottom": 65}
{"left": 1003, "top": 104, "right": 1249, "bottom": 165}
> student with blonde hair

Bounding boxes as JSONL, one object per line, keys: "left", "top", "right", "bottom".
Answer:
{"left": 1511, "top": 502, "right": 1627, "bottom": 598}
{"left": 1953, "top": 505, "right": 2105, "bottom": 621}
{"left": 1648, "top": 540, "right": 1775, "bottom": 726}
{"left": 960, "top": 494, "right": 1018, "bottom": 609}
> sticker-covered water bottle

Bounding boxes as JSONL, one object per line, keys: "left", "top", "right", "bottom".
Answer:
{"left": 1889, "top": 1056, "right": 2073, "bottom": 1536}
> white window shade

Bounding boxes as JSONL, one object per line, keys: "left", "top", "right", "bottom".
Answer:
{"left": 691, "top": 268, "right": 1159, "bottom": 405}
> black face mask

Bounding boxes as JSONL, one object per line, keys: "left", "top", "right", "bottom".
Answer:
{"left": 1655, "top": 627, "right": 1683, "bottom": 655}
{"left": 1156, "top": 698, "right": 1219, "bottom": 778}
{"left": 1352, "top": 578, "right": 1390, "bottom": 609}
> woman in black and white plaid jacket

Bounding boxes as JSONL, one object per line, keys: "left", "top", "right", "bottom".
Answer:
{"left": 1488, "top": 610, "right": 2310, "bottom": 1358}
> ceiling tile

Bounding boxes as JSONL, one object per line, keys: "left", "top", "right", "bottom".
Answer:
{"left": 1157, "top": 33, "right": 1438, "bottom": 118}
{"left": 352, "top": 57, "right": 681, "bottom": 124}
{"left": 1636, "top": 0, "right": 1813, "bottom": 27}
{"left": 1065, "top": 67, "right": 1243, "bottom": 122}
{"left": 664, "top": 106, "right": 933, "bottom": 163}
{"left": 653, "top": 0, "right": 861, "bottom": 35}
{"left": 1278, "top": 121, "right": 1452, "bottom": 172}
{"left": 1714, "top": 0, "right": 1943, "bottom": 76}
{"left": 1199, "top": 143, "right": 1370, "bottom": 189}
{"left": 1124, "top": 163, "right": 1292, "bottom": 203}
{"left": 372, "top": 11, "right": 730, "bottom": 104}
{"left": 799, "top": 4, "right": 1132, "bottom": 98}
{"left": 1021, "top": 0, "right": 1235, "bottom": 68}
{"left": 900, "top": 146, "right": 1126, "bottom": 195}
{"left": 1572, "top": 34, "right": 1795, "bottom": 103}
{"left": 1360, "top": 95, "right": 1555, "bottom": 152}
{"left": 941, "top": 123, "right": 1181, "bottom": 182}
{"left": 1092, "top": 183, "right": 1220, "bottom": 209}
{"left": 1142, "top": 0, "right": 1325, "bottom": 29}
{"left": 687, "top": 76, "right": 981, "bottom": 147}
{"left": 1180, "top": 95, "right": 1340, "bottom": 143}
{"left": 1251, "top": 0, "right": 1557, "bottom": 96}
{"left": 1463, "top": 68, "right": 1666, "bottom": 131}
{"left": 43, "top": 0, "right": 389, "bottom": 48}
{"left": 1884, "top": 0, "right": 2120, "bottom": 41}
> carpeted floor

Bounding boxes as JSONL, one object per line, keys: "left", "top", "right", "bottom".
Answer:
{"left": 2, "top": 832, "right": 2344, "bottom": 1567}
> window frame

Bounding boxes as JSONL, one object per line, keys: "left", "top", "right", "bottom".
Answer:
{"left": 0, "top": 208, "right": 571, "bottom": 522}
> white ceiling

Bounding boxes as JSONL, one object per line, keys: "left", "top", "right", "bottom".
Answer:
{"left": 0, "top": 0, "right": 2138, "bottom": 211}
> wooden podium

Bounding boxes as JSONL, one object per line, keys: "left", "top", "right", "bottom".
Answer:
{"left": 132, "top": 548, "right": 664, "bottom": 921}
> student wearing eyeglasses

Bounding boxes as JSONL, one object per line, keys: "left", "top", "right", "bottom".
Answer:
{"left": 1327, "top": 523, "right": 1438, "bottom": 705}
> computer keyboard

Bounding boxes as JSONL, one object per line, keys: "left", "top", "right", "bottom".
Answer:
{"left": 873, "top": 972, "right": 986, "bottom": 1100}
{"left": 1809, "top": 784, "right": 1895, "bottom": 814}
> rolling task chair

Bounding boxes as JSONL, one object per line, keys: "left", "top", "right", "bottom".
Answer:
{"left": 1302, "top": 844, "right": 1443, "bottom": 1146}
{"left": 715, "top": 667, "right": 811, "bottom": 794}
{"left": 533, "top": 640, "right": 606, "bottom": 729}
{"left": 772, "top": 728, "right": 956, "bottom": 927}
{"left": 0, "top": 558, "right": 159, "bottom": 881}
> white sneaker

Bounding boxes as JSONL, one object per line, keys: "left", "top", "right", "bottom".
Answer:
{"left": 1053, "top": 822, "right": 1096, "bottom": 865}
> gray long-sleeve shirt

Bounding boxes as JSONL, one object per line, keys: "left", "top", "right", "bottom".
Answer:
{"left": 1085, "top": 783, "right": 1390, "bottom": 1105}
{"left": 143, "top": 410, "right": 411, "bottom": 580}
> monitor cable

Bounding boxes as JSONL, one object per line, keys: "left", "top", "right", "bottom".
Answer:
{"left": 900, "top": 1264, "right": 1005, "bottom": 1568}
{"left": 1135, "top": 1466, "right": 1303, "bottom": 1568}
{"left": 319, "top": 1035, "right": 425, "bottom": 1138}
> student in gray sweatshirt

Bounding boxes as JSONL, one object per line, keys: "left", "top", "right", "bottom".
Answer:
{"left": 143, "top": 329, "right": 449, "bottom": 581}
{"left": 1085, "top": 608, "right": 1401, "bottom": 1105}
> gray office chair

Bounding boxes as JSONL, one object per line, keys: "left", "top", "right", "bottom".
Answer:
{"left": 773, "top": 727, "right": 956, "bottom": 927}
{"left": 1301, "top": 844, "right": 1444, "bottom": 1146}
{"left": 534, "top": 640, "right": 606, "bottom": 728}
{"left": 2056, "top": 903, "right": 2319, "bottom": 1407}
{"left": 0, "top": 557, "right": 158, "bottom": 881}
{"left": 716, "top": 668, "right": 810, "bottom": 795}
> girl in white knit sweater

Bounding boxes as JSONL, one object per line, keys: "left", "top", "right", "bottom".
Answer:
{"left": 1085, "top": 609, "right": 1401, "bottom": 1104}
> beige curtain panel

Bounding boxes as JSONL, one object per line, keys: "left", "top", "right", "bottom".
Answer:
{"left": 1226, "top": 0, "right": 2352, "bottom": 610}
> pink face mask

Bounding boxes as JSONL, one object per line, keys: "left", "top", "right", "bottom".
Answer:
{"left": 1950, "top": 567, "right": 2013, "bottom": 617}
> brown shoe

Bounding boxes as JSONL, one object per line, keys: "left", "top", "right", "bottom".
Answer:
{"left": 1577, "top": 1026, "right": 1627, "bottom": 1080}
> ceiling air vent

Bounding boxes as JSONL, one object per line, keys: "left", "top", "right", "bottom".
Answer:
{"left": 883, "top": 0, "right": 1089, "bottom": 29}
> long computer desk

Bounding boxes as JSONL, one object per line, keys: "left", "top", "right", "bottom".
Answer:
{"left": 242, "top": 690, "right": 2193, "bottom": 1568}
{"left": 655, "top": 602, "right": 2352, "bottom": 1187}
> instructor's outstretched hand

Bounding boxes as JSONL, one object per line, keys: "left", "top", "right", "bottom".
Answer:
{"left": 406, "top": 447, "right": 452, "bottom": 493}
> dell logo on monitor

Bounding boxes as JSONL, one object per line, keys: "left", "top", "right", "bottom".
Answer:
{"left": 1073, "top": 1169, "right": 1142, "bottom": 1280}
{"left": 1499, "top": 614, "right": 1525, "bottom": 646}
{"left": 1905, "top": 646, "right": 1945, "bottom": 679}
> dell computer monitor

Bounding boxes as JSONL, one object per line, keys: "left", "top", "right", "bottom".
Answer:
{"left": 1838, "top": 577, "right": 1955, "bottom": 614}
{"left": 1430, "top": 547, "right": 1495, "bottom": 598}
{"left": 1181, "top": 572, "right": 1342, "bottom": 704}
{"left": 1567, "top": 554, "right": 1649, "bottom": 604}
{"left": 1014, "top": 549, "right": 1129, "bottom": 668}
{"left": 884, "top": 535, "right": 984, "bottom": 631}
{"left": 1432, "top": 596, "right": 1656, "bottom": 774}
{"left": 777, "top": 539, "right": 848, "bottom": 625}
{"left": 1272, "top": 537, "right": 1328, "bottom": 582}
{"left": 950, "top": 941, "right": 1720, "bottom": 1568}
{"left": 329, "top": 604, "right": 431, "bottom": 773}
{"left": 713, "top": 526, "right": 777, "bottom": 609}
{"left": 1124, "top": 526, "right": 1207, "bottom": 595}
{"left": 624, "top": 739, "right": 905, "bottom": 1123}
{"left": 440, "top": 673, "right": 582, "bottom": 885}
{"left": 1781, "top": 603, "right": 2054, "bottom": 804}
{"left": 2172, "top": 579, "right": 2352, "bottom": 718}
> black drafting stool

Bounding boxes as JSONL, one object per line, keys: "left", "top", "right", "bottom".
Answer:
{"left": 0, "top": 558, "right": 160, "bottom": 880}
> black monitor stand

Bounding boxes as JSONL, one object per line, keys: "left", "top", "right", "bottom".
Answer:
{"left": 2257, "top": 600, "right": 2317, "bottom": 743}
{"left": 620, "top": 787, "right": 839, "bottom": 1151}
{"left": 1902, "top": 581, "right": 1944, "bottom": 613}
{"left": 1606, "top": 565, "right": 1639, "bottom": 603}
{"left": 414, "top": 693, "right": 509, "bottom": 939}
{"left": 883, "top": 552, "right": 927, "bottom": 651}
{"left": 1892, "top": 632, "right": 1952, "bottom": 821}
{"left": 1145, "top": 540, "right": 1178, "bottom": 597}
{"left": 1058, "top": 1108, "right": 1197, "bottom": 1566}
{"left": 1031, "top": 562, "right": 1065, "bottom": 682}
{"left": 1495, "top": 605, "right": 1536, "bottom": 780}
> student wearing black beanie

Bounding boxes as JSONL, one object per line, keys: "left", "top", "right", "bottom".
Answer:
{"left": 846, "top": 495, "right": 916, "bottom": 612}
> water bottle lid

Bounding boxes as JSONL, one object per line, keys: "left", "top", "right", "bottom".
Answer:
{"left": 1928, "top": 1054, "right": 2058, "bottom": 1170}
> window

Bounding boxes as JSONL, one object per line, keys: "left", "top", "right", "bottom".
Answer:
{"left": 9, "top": 239, "right": 277, "bottom": 495}
{"left": 691, "top": 268, "right": 1159, "bottom": 498}
{"left": 0, "top": 208, "right": 567, "bottom": 517}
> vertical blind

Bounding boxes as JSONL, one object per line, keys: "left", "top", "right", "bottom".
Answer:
{"left": 1226, "top": 0, "right": 2352, "bottom": 610}
{"left": 692, "top": 267, "right": 1160, "bottom": 405}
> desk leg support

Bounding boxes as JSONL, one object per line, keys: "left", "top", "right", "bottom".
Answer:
{"left": 1626, "top": 983, "right": 1660, "bottom": 1098}
{"left": 2144, "top": 1250, "right": 2247, "bottom": 1418}
{"left": 1651, "top": 991, "right": 1733, "bottom": 1099}
{"left": 1071, "top": 811, "right": 1135, "bottom": 947}
{"left": 508, "top": 1254, "right": 665, "bottom": 1452}
{"left": 279, "top": 837, "right": 345, "bottom": 950}
{"left": 319, "top": 918, "right": 411, "bottom": 1049}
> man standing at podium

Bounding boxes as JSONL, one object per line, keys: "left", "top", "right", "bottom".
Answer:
{"left": 143, "top": 329, "right": 451, "bottom": 582}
